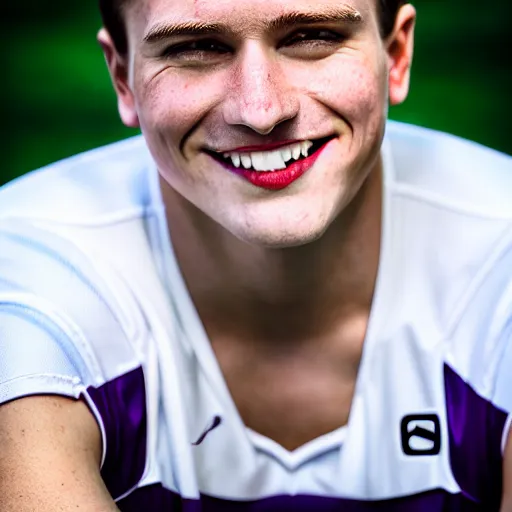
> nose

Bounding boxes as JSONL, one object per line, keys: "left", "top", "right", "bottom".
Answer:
{"left": 223, "top": 43, "right": 299, "bottom": 135}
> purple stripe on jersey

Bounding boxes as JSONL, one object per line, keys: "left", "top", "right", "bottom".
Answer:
{"left": 117, "top": 484, "right": 482, "bottom": 511}
{"left": 444, "top": 364, "right": 507, "bottom": 507}
{"left": 85, "top": 366, "right": 147, "bottom": 500}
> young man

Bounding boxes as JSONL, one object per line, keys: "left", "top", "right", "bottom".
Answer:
{"left": 0, "top": 0, "right": 511, "bottom": 510}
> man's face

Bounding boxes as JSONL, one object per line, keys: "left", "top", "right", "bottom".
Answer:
{"left": 106, "top": 0, "right": 413, "bottom": 247}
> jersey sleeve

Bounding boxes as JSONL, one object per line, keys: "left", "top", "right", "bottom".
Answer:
{"left": 0, "top": 220, "right": 148, "bottom": 498}
{"left": 0, "top": 222, "right": 108, "bottom": 403}
{"left": 0, "top": 304, "right": 89, "bottom": 403}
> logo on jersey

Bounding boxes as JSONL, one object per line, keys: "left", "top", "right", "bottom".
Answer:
{"left": 192, "top": 415, "right": 222, "bottom": 446}
{"left": 401, "top": 414, "right": 441, "bottom": 456}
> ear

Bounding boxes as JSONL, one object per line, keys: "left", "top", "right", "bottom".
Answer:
{"left": 97, "top": 28, "right": 140, "bottom": 128}
{"left": 385, "top": 4, "right": 416, "bottom": 106}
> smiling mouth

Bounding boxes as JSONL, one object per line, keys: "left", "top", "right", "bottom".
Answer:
{"left": 206, "top": 136, "right": 334, "bottom": 172}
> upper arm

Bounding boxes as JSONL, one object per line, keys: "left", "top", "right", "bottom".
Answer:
{"left": 0, "top": 395, "right": 119, "bottom": 512}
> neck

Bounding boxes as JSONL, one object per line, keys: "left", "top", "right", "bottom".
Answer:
{"left": 160, "top": 159, "right": 383, "bottom": 347}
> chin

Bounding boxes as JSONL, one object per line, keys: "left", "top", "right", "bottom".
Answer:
{"left": 225, "top": 211, "right": 333, "bottom": 249}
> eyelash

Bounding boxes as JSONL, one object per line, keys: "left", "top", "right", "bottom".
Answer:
{"left": 162, "top": 39, "right": 231, "bottom": 59}
{"left": 161, "top": 29, "right": 345, "bottom": 60}
{"left": 281, "top": 29, "right": 346, "bottom": 47}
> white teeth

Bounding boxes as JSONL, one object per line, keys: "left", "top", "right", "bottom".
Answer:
{"left": 230, "top": 153, "right": 241, "bottom": 168}
{"left": 240, "top": 154, "right": 252, "bottom": 169}
{"left": 268, "top": 150, "right": 287, "bottom": 170}
{"left": 250, "top": 151, "right": 287, "bottom": 171}
{"left": 221, "top": 140, "right": 313, "bottom": 172}
{"left": 250, "top": 152, "right": 266, "bottom": 171}
{"left": 265, "top": 151, "right": 286, "bottom": 170}
{"left": 281, "top": 147, "right": 292, "bottom": 162}
{"left": 291, "top": 144, "right": 301, "bottom": 160}
{"left": 301, "top": 141, "right": 313, "bottom": 158}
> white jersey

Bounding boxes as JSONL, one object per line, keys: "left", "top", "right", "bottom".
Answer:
{"left": 1, "top": 122, "right": 511, "bottom": 510}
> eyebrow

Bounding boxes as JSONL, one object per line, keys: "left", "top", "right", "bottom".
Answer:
{"left": 143, "top": 6, "right": 363, "bottom": 44}
{"left": 143, "top": 21, "right": 226, "bottom": 43}
{"left": 266, "top": 7, "right": 363, "bottom": 33}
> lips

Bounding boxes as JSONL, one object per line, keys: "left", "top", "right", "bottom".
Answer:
{"left": 207, "top": 136, "right": 334, "bottom": 190}
{"left": 222, "top": 140, "right": 313, "bottom": 172}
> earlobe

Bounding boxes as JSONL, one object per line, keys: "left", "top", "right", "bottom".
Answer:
{"left": 97, "top": 28, "right": 140, "bottom": 128}
{"left": 386, "top": 4, "right": 416, "bottom": 106}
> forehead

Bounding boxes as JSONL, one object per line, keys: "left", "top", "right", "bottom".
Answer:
{"left": 127, "top": 0, "right": 376, "bottom": 33}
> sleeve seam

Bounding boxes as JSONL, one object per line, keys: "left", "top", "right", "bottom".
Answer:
{"left": 0, "top": 373, "right": 85, "bottom": 406}
{"left": 0, "top": 296, "right": 104, "bottom": 384}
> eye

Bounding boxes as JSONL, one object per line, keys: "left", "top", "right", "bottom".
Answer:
{"left": 283, "top": 29, "right": 345, "bottom": 47}
{"left": 279, "top": 29, "right": 346, "bottom": 59}
{"left": 162, "top": 39, "right": 232, "bottom": 63}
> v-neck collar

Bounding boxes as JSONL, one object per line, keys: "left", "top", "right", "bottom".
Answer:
{"left": 149, "top": 131, "right": 398, "bottom": 468}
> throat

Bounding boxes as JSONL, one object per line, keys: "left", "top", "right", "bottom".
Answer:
{"left": 214, "top": 338, "right": 362, "bottom": 452}
{"left": 208, "top": 306, "right": 368, "bottom": 451}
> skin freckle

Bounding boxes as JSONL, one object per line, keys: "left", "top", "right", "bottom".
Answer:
{"left": 193, "top": 0, "right": 208, "bottom": 17}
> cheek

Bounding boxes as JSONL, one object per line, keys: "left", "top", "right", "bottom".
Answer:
{"left": 134, "top": 67, "right": 224, "bottom": 136}
{"left": 305, "top": 53, "right": 388, "bottom": 123}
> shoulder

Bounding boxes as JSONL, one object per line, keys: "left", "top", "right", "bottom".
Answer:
{"left": 385, "top": 121, "right": 512, "bottom": 218}
{"left": 0, "top": 219, "right": 147, "bottom": 383}
{"left": 443, "top": 224, "right": 512, "bottom": 414}
{"left": 382, "top": 123, "right": 512, "bottom": 408}
{"left": 0, "top": 135, "right": 155, "bottom": 224}
{"left": 0, "top": 136, "right": 170, "bottom": 383}
{"left": 383, "top": 123, "right": 512, "bottom": 336}
{"left": 0, "top": 136, "right": 162, "bottom": 369}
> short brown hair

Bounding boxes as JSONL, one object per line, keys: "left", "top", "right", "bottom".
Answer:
{"left": 99, "top": 0, "right": 405, "bottom": 55}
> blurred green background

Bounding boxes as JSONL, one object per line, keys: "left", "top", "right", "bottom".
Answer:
{"left": 3, "top": 1, "right": 511, "bottom": 186}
